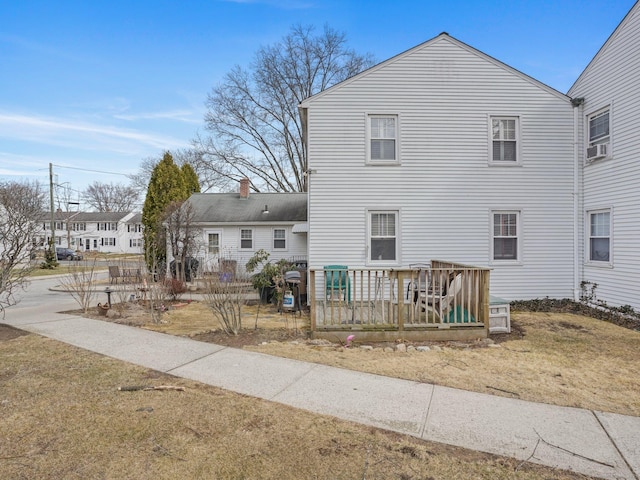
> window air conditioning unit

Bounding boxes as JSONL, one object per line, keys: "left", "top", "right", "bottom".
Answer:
{"left": 587, "top": 142, "right": 609, "bottom": 161}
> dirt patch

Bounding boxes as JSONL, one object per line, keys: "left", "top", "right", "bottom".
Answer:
{"left": 0, "top": 324, "right": 30, "bottom": 342}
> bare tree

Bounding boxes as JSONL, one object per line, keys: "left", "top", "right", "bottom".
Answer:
{"left": 0, "top": 181, "right": 45, "bottom": 314}
{"left": 163, "top": 200, "right": 201, "bottom": 282}
{"left": 83, "top": 181, "right": 139, "bottom": 212}
{"left": 197, "top": 24, "right": 375, "bottom": 193}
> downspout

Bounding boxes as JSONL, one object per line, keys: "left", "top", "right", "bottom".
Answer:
{"left": 571, "top": 97, "right": 585, "bottom": 302}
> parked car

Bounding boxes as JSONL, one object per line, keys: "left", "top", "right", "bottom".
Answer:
{"left": 56, "top": 247, "right": 83, "bottom": 261}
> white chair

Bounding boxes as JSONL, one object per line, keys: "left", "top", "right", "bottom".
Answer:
{"left": 420, "top": 273, "right": 463, "bottom": 323}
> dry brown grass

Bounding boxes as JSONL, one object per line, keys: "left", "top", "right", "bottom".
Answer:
{"left": 0, "top": 327, "right": 591, "bottom": 480}
{"left": 123, "top": 302, "right": 640, "bottom": 417}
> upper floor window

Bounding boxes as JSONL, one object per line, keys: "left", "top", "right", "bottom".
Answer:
{"left": 240, "top": 229, "right": 253, "bottom": 249}
{"left": 97, "top": 222, "right": 117, "bottom": 231}
{"left": 368, "top": 115, "right": 398, "bottom": 163}
{"left": 72, "top": 222, "right": 86, "bottom": 231}
{"left": 369, "top": 211, "right": 398, "bottom": 263}
{"left": 588, "top": 210, "right": 611, "bottom": 264}
{"left": 127, "top": 223, "right": 142, "bottom": 233}
{"left": 492, "top": 211, "right": 519, "bottom": 262}
{"left": 587, "top": 108, "right": 610, "bottom": 161}
{"left": 273, "top": 229, "right": 286, "bottom": 249}
{"left": 490, "top": 117, "right": 519, "bottom": 164}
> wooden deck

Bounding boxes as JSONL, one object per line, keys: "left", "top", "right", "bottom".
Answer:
{"left": 309, "top": 260, "right": 490, "bottom": 342}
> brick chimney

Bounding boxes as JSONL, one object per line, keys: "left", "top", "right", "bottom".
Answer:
{"left": 239, "top": 177, "right": 250, "bottom": 199}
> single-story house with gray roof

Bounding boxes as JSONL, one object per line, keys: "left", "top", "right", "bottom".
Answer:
{"left": 185, "top": 178, "right": 308, "bottom": 275}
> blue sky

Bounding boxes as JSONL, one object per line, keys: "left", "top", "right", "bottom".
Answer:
{"left": 0, "top": 0, "right": 636, "bottom": 197}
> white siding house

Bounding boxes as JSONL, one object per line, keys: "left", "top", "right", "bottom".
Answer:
{"left": 186, "top": 180, "right": 308, "bottom": 276}
{"left": 568, "top": 1, "right": 640, "bottom": 310}
{"left": 35, "top": 211, "right": 138, "bottom": 254}
{"left": 299, "top": 33, "right": 576, "bottom": 301}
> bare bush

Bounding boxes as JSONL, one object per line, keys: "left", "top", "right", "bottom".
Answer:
{"left": 58, "top": 258, "right": 100, "bottom": 314}
{"left": 203, "top": 274, "right": 249, "bottom": 335}
{"left": 0, "top": 181, "right": 45, "bottom": 314}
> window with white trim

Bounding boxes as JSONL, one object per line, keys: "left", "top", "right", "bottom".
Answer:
{"left": 490, "top": 117, "right": 519, "bottom": 163}
{"left": 129, "top": 238, "right": 142, "bottom": 248}
{"left": 273, "top": 229, "right": 286, "bottom": 249}
{"left": 492, "top": 211, "right": 519, "bottom": 261}
{"left": 369, "top": 211, "right": 398, "bottom": 262}
{"left": 588, "top": 210, "right": 611, "bottom": 263}
{"left": 587, "top": 108, "right": 610, "bottom": 160}
{"left": 101, "top": 237, "right": 116, "bottom": 246}
{"left": 208, "top": 233, "right": 220, "bottom": 254}
{"left": 368, "top": 115, "right": 398, "bottom": 163}
{"left": 240, "top": 229, "right": 253, "bottom": 249}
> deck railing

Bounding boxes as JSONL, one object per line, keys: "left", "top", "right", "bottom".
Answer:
{"left": 309, "top": 260, "right": 490, "bottom": 341}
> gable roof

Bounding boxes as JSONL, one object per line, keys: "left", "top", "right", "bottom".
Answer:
{"left": 299, "top": 32, "right": 570, "bottom": 108}
{"left": 568, "top": 0, "right": 640, "bottom": 94}
{"left": 69, "top": 212, "right": 134, "bottom": 222}
{"left": 36, "top": 211, "right": 135, "bottom": 224}
{"left": 187, "top": 192, "right": 307, "bottom": 224}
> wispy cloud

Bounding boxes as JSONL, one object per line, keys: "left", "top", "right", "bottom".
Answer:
{"left": 0, "top": 111, "right": 189, "bottom": 154}
{"left": 114, "top": 109, "right": 201, "bottom": 124}
{"left": 0, "top": 33, "right": 88, "bottom": 62}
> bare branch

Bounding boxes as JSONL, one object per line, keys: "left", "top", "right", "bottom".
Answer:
{"left": 83, "top": 182, "right": 140, "bottom": 212}
{"left": 0, "top": 181, "right": 45, "bottom": 314}
{"left": 198, "top": 24, "right": 375, "bottom": 193}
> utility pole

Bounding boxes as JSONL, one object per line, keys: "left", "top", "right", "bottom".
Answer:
{"left": 49, "top": 162, "right": 55, "bottom": 258}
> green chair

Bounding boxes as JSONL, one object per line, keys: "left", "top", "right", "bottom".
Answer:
{"left": 323, "top": 265, "right": 350, "bottom": 302}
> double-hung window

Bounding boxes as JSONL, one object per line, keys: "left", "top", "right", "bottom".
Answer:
{"left": 490, "top": 117, "right": 519, "bottom": 164}
{"left": 273, "top": 229, "right": 286, "bottom": 249}
{"left": 368, "top": 115, "right": 398, "bottom": 163}
{"left": 588, "top": 210, "right": 611, "bottom": 263}
{"left": 587, "top": 108, "right": 610, "bottom": 161}
{"left": 208, "top": 233, "right": 220, "bottom": 254}
{"left": 492, "top": 211, "right": 519, "bottom": 261}
{"left": 240, "top": 229, "right": 253, "bottom": 249}
{"left": 369, "top": 211, "right": 398, "bottom": 262}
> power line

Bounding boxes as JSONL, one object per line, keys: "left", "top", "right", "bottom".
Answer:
{"left": 52, "top": 164, "right": 130, "bottom": 177}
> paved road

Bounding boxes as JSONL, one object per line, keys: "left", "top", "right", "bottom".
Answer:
{"left": 3, "top": 278, "right": 639, "bottom": 480}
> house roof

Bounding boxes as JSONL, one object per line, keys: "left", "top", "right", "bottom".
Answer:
{"left": 36, "top": 211, "right": 134, "bottom": 222}
{"left": 126, "top": 213, "right": 142, "bottom": 223}
{"left": 568, "top": 0, "right": 640, "bottom": 95}
{"left": 187, "top": 192, "right": 307, "bottom": 224}
{"left": 70, "top": 212, "right": 134, "bottom": 222}
{"left": 299, "top": 32, "right": 570, "bottom": 108}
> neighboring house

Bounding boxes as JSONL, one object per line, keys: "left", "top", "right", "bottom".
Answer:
{"left": 35, "top": 211, "right": 139, "bottom": 254}
{"left": 185, "top": 178, "right": 308, "bottom": 275}
{"left": 299, "top": 33, "right": 577, "bottom": 303}
{"left": 125, "top": 213, "right": 144, "bottom": 254}
{"left": 568, "top": 1, "right": 640, "bottom": 311}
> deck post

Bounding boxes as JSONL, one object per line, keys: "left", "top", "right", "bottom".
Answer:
{"left": 309, "top": 270, "right": 316, "bottom": 332}
{"left": 396, "top": 271, "right": 404, "bottom": 332}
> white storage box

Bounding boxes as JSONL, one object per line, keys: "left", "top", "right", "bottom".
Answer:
{"left": 489, "top": 296, "right": 511, "bottom": 334}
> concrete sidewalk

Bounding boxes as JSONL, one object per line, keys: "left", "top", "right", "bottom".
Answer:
{"left": 4, "top": 311, "right": 639, "bottom": 480}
